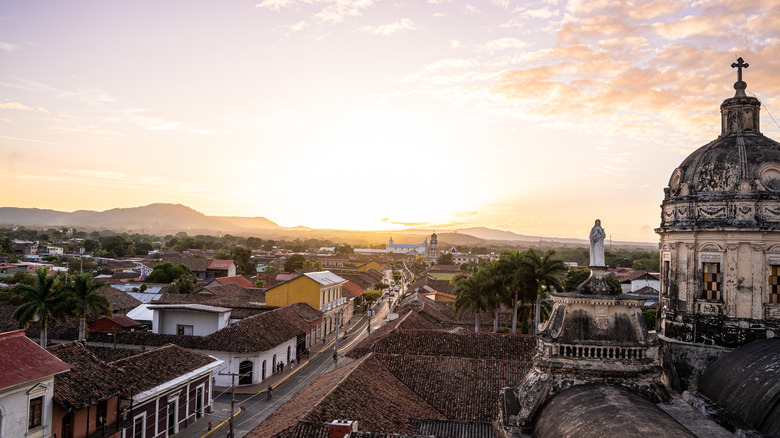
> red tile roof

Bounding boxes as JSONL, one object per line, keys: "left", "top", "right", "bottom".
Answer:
{"left": 248, "top": 354, "right": 445, "bottom": 437}
{"left": 0, "top": 330, "right": 71, "bottom": 391}
{"left": 213, "top": 275, "right": 255, "bottom": 288}
{"left": 47, "top": 342, "right": 126, "bottom": 409}
{"left": 341, "top": 281, "right": 365, "bottom": 298}
{"left": 110, "top": 344, "right": 218, "bottom": 393}
{"left": 208, "top": 259, "right": 235, "bottom": 271}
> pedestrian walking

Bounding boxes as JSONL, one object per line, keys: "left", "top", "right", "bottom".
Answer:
{"left": 290, "top": 358, "right": 295, "bottom": 369}
{"left": 267, "top": 385, "right": 273, "bottom": 400}
{"left": 280, "top": 361, "right": 285, "bottom": 373}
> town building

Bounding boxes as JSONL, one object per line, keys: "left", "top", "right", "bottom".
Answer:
{"left": 0, "top": 330, "right": 71, "bottom": 438}
{"left": 385, "top": 237, "right": 427, "bottom": 255}
{"left": 264, "top": 271, "right": 350, "bottom": 339}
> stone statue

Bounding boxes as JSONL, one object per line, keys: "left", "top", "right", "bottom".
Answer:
{"left": 589, "top": 219, "right": 606, "bottom": 267}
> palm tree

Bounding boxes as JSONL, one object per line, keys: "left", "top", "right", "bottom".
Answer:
{"left": 478, "top": 260, "right": 510, "bottom": 333}
{"left": 453, "top": 270, "right": 490, "bottom": 332}
{"left": 63, "top": 273, "right": 110, "bottom": 342}
{"left": 522, "top": 249, "right": 565, "bottom": 335}
{"left": 499, "top": 250, "right": 528, "bottom": 334}
{"left": 12, "top": 268, "right": 69, "bottom": 347}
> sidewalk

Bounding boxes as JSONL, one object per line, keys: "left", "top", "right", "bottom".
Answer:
{"left": 173, "top": 310, "right": 368, "bottom": 437}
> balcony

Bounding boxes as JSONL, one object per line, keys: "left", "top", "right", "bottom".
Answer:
{"left": 320, "top": 297, "right": 347, "bottom": 312}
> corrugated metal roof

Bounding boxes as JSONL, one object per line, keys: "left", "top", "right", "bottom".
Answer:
{"left": 304, "top": 271, "right": 346, "bottom": 286}
{"left": 146, "top": 303, "right": 231, "bottom": 313}
{"left": 411, "top": 418, "right": 495, "bottom": 438}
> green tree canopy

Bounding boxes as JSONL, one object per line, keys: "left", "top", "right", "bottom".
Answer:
{"left": 437, "top": 252, "right": 455, "bottom": 265}
{"left": 12, "top": 269, "right": 71, "bottom": 346}
{"left": 284, "top": 254, "right": 307, "bottom": 272}
{"left": 230, "top": 246, "right": 255, "bottom": 275}
{"left": 334, "top": 244, "right": 354, "bottom": 256}
{"left": 146, "top": 263, "right": 194, "bottom": 284}
{"left": 62, "top": 273, "right": 110, "bottom": 341}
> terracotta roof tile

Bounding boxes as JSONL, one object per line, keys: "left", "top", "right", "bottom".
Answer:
{"left": 342, "top": 281, "right": 365, "bottom": 298}
{"left": 249, "top": 354, "right": 445, "bottom": 437}
{"left": 214, "top": 275, "right": 256, "bottom": 288}
{"left": 110, "top": 344, "right": 218, "bottom": 393}
{"left": 99, "top": 286, "right": 143, "bottom": 314}
{"left": 47, "top": 342, "right": 126, "bottom": 409}
{"left": 90, "top": 303, "right": 319, "bottom": 353}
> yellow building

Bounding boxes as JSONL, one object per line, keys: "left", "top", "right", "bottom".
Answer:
{"left": 356, "top": 260, "right": 383, "bottom": 272}
{"left": 265, "top": 271, "right": 351, "bottom": 339}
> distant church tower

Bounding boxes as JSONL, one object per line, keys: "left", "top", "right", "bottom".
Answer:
{"left": 658, "top": 58, "right": 780, "bottom": 348}
{"left": 427, "top": 231, "right": 439, "bottom": 260}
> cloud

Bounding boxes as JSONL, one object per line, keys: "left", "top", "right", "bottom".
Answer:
{"left": 0, "top": 101, "right": 33, "bottom": 111}
{"left": 0, "top": 42, "right": 20, "bottom": 52}
{"left": 479, "top": 37, "right": 528, "bottom": 53}
{"left": 121, "top": 110, "right": 227, "bottom": 135}
{"left": 359, "top": 18, "right": 419, "bottom": 36}
{"left": 257, "top": 0, "right": 375, "bottom": 23}
{"left": 62, "top": 169, "right": 129, "bottom": 180}
{"left": 49, "top": 124, "right": 124, "bottom": 136}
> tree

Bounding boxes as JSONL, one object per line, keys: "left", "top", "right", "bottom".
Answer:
{"left": 101, "top": 235, "right": 132, "bottom": 258}
{"left": 165, "top": 272, "right": 196, "bottom": 294}
{"left": 230, "top": 246, "right": 255, "bottom": 275}
{"left": 214, "top": 252, "right": 230, "bottom": 260}
{"left": 134, "top": 241, "right": 154, "bottom": 255}
{"left": 146, "top": 263, "right": 194, "bottom": 284}
{"left": 262, "top": 265, "right": 279, "bottom": 275}
{"left": 362, "top": 290, "right": 382, "bottom": 302}
{"left": 498, "top": 250, "right": 529, "bottom": 334}
{"left": 62, "top": 273, "right": 110, "bottom": 342}
{"left": 436, "top": 253, "right": 455, "bottom": 265}
{"left": 563, "top": 268, "right": 590, "bottom": 292}
{"left": 83, "top": 239, "right": 100, "bottom": 253}
{"left": 453, "top": 270, "right": 491, "bottom": 332}
{"left": 12, "top": 269, "right": 70, "bottom": 347}
{"left": 334, "top": 244, "right": 354, "bottom": 256}
{"left": 522, "top": 249, "right": 565, "bottom": 335}
{"left": 302, "top": 259, "right": 323, "bottom": 271}
{"left": 375, "top": 282, "right": 389, "bottom": 290}
{"left": 284, "top": 254, "right": 307, "bottom": 272}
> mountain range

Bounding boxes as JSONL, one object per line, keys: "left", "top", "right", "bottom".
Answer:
{"left": 0, "top": 203, "right": 655, "bottom": 249}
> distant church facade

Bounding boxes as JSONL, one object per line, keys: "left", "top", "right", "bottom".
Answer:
{"left": 385, "top": 232, "right": 440, "bottom": 260}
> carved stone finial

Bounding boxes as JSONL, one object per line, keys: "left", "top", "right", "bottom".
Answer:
{"left": 731, "top": 57, "right": 749, "bottom": 97}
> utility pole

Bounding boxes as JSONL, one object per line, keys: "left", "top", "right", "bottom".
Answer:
{"left": 333, "top": 316, "right": 339, "bottom": 369}
{"left": 218, "top": 371, "right": 240, "bottom": 438}
{"left": 80, "top": 247, "right": 84, "bottom": 274}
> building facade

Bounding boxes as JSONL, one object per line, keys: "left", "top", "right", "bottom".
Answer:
{"left": 658, "top": 62, "right": 780, "bottom": 347}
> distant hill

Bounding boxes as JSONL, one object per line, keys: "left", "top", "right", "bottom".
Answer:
{"left": 216, "top": 216, "right": 279, "bottom": 229}
{"left": 0, "top": 204, "right": 278, "bottom": 235}
{"left": 0, "top": 203, "right": 656, "bottom": 250}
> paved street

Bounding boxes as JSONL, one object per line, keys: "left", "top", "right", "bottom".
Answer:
{"left": 174, "top": 298, "right": 392, "bottom": 438}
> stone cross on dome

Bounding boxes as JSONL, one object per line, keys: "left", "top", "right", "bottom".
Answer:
{"left": 731, "top": 57, "right": 749, "bottom": 96}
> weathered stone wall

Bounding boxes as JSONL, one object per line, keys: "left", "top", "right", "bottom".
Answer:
{"left": 661, "top": 337, "right": 731, "bottom": 389}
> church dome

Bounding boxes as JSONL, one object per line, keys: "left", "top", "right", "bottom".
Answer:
{"left": 660, "top": 59, "right": 780, "bottom": 231}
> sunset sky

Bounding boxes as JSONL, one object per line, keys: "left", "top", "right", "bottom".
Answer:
{"left": 2, "top": 1, "right": 780, "bottom": 242}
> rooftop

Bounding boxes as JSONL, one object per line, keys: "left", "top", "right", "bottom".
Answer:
{"left": 0, "top": 330, "right": 71, "bottom": 391}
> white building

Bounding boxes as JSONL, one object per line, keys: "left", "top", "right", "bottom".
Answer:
{"left": 0, "top": 330, "right": 71, "bottom": 438}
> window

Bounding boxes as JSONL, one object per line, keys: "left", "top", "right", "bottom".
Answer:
{"left": 769, "top": 266, "right": 780, "bottom": 304}
{"left": 176, "top": 325, "right": 193, "bottom": 336}
{"left": 702, "top": 262, "right": 721, "bottom": 300}
{"left": 28, "top": 396, "right": 43, "bottom": 430}
{"left": 662, "top": 260, "right": 671, "bottom": 297}
{"left": 133, "top": 414, "right": 145, "bottom": 438}
{"left": 97, "top": 399, "right": 107, "bottom": 427}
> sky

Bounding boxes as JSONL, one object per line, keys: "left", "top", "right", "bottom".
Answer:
{"left": 1, "top": 0, "right": 780, "bottom": 243}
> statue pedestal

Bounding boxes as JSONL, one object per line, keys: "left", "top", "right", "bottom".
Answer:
{"left": 576, "top": 266, "right": 620, "bottom": 295}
